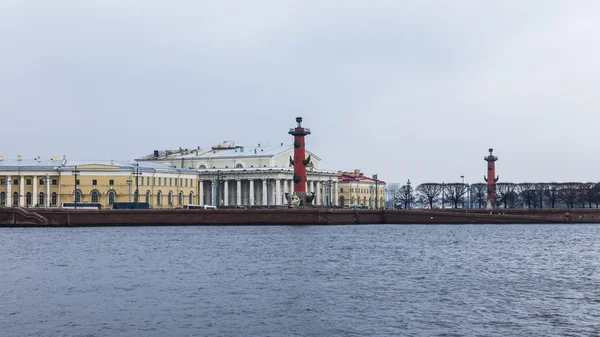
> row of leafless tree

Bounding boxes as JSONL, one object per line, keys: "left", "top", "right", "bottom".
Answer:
{"left": 393, "top": 182, "right": 600, "bottom": 209}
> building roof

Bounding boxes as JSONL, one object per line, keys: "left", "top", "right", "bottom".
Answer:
{"left": 0, "top": 158, "right": 196, "bottom": 173}
{"left": 338, "top": 170, "right": 386, "bottom": 184}
{"left": 137, "top": 141, "right": 322, "bottom": 161}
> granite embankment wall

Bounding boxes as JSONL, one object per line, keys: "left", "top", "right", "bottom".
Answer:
{"left": 2, "top": 207, "right": 598, "bottom": 226}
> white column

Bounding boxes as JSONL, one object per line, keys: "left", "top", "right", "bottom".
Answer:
{"left": 334, "top": 182, "right": 339, "bottom": 206}
{"left": 19, "top": 175, "right": 25, "bottom": 207}
{"left": 6, "top": 175, "right": 11, "bottom": 207}
{"left": 32, "top": 175, "right": 38, "bottom": 206}
{"left": 236, "top": 180, "right": 241, "bottom": 206}
{"left": 316, "top": 180, "right": 321, "bottom": 206}
{"left": 282, "top": 179, "right": 288, "bottom": 204}
{"left": 224, "top": 180, "right": 229, "bottom": 206}
{"left": 249, "top": 180, "right": 255, "bottom": 206}
{"left": 46, "top": 175, "right": 50, "bottom": 207}
{"left": 262, "top": 180, "right": 267, "bottom": 205}
{"left": 275, "top": 179, "right": 281, "bottom": 206}
{"left": 199, "top": 180, "right": 204, "bottom": 206}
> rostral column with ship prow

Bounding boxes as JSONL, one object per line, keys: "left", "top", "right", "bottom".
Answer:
{"left": 288, "top": 117, "right": 315, "bottom": 207}
{"left": 484, "top": 148, "right": 499, "bottom": 209}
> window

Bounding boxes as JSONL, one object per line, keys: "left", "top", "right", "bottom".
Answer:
{"left": 158, "top": 178, "right": 161, "bottom": 186}
{"left": 75, "top": 191, "right": 81, "bottom": 203}
{"left": 26, "top": 179, "right": 32, "bottom": 186}
{"left": 52, "top": 179, "right": 57, "bottom": 185}
{"left": 39, "top": 179, "right": 44, "bottom": 185}
{"left": 185, "top": 179, "right": 188, "bottom": 187}
{"left": 91, "top": 191, "right": 99, "bottom": 203}
{"left": 134, "top": 190, "right": 139, "bottom": 203}
{"left": 199, "top": 165, "right": 206, "bottom": 169}
{"left": 92, "top": 180, "right": 97, "bottom": 186}
{"left": 109, "top": 179, "right": 114, "bottom": 186}
{"left": 178, "top": 191, "right": 183, "bottom": 205}
{"left": 340, "top": 188, "right": 344, "bottom": 193}
{"left": 0, "top": 192, "right": 5, "bottom": 205}
{"left": 38, "top": 192, "right": 45, "bottom": 206}
{"left": 157, "top": 191, "right": 162, "bottom": 205}
{"left": 235, "top": 164, "right": 243, "bottom": 168}
{"left": 0, "top": 179, "right": 4, "bottom": 185}
{"left": 168, "top": 192, "right": 173, "bottom": 206}
{"left": 13, "top": 192, "right": 19, "bottom": 206}
{"left": 175, "top": 179, "right": 178, "bottom": 187}
{"left": 147, "top": 177, "right": 150, "bottom": 186}
{"left": 152, "top": 177, "right": 155, "bottom": 185}
{"left": 14, "top": 179, "right": 18, "bottom": 185}
{"left": 189, "top": 192, "right": 193, "bottom": 204}
{"left": 51, "top": 192, "right": 57, "bottom": 206}
{"left": 190, "top": 180, "right": 193, "bottom": 188}
{"left": 180, "top": 178, "right": 182, "bottom": 187}
{"left": 108, "top": 191, "right": 115, "bottom": 205}
{"left": 26, "top": 192, "right": 32, "bottom": 206}
{"left": 146, "top": 191, "right": 150, "bottom": 203}
{"left": 169, "top": 178, "right": 172, "bottom": 186}
{"left": 75, "top": 180, "right": 80, "bottom": 185}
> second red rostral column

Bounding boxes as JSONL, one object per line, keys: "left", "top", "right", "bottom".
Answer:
{"left": 484, "top": 148, "right": 499, "bottom": 209}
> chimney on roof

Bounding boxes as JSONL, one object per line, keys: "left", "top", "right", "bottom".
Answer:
{"left": 17, "top": 155, "right": 22, "bottom": 161}
{"left": 280, "top": 142, "right": 283, "bottom": 146}
{"left": 51, "top": 156, "right": 56, "bottom": 162}
{"left": 153, "top": 150, "right": 159, "bottom": 158}
{"left": 254, "top": 149, "right": 257, "bottom": 154}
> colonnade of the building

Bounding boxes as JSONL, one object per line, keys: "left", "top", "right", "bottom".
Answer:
{"left": 1, "top": 174, "right": 53, "bottom": 207}
{"left": 197, "top": 178, "right": 339, "bottom": 207}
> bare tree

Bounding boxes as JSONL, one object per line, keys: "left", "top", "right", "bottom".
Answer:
{"left": 386, "top": 183, "right": 401, "bottom": 209}
{"left": 533, "top": 183, "right": 547, "bottom": 208}
{"left": 470, "top": 183, "right": 487, "bottom": 208}
{"left": 444, "top": 183, "right": 468, "bottom": 208}
{"left": 559, "top": 183, "right": 582, "bottom": 208}
{"left": 590, "top": 183, "right": 600, "bottom": 208}
{"left": 496, "top": 183, "right": 517, "bottom": 208}
{"left": 544, "top": 183, "right": 560, "bottom": 208}
{"left": 394, "top": 183, "right": 414, "bottom": 209}
{"left": 416, "top": 183, "right": 442, "bottom": 209}
{"left": 518, "top": 183, "right": 536, "bottom": 208}
{"left": 578, "top": 183, "right": 595, "bottom": 208}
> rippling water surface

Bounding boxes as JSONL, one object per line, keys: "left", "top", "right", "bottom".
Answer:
{"left": 2, "top": 224, "right": 600, "bottom": 336}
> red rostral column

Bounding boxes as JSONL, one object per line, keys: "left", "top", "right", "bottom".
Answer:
{"left": 484, "top": 148, "right": 499, "bottom": 208}
{"left": 289, "top": 117, "right": 311, "bottom": 196}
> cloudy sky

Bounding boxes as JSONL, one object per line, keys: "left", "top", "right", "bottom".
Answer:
{"left": 1, "top": 0, "right": 599, "bottom": 185}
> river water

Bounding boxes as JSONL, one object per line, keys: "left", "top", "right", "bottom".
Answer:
{"left": 1, "top": 224, "right": 600, "bottom": 337}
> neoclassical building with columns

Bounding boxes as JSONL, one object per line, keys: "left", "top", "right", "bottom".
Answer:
{"left": 137, "top": 141, "right": 340, "bottom": 207}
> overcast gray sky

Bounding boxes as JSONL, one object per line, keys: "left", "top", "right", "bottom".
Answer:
{"left": 1, "top": 0, "right": 599, "bottom": 185}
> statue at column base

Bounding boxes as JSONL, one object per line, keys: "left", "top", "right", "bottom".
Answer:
{"left": 285, "top": 192, "right": 314, "bottom": 208}
{"left": 485, "top": 200, "right": 494, "bottom": 209}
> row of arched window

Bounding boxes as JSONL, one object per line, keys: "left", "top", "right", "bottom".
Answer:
{"left": 0, "top": 190, "right": 195, "bottom": 207}
{"left": 0, "top": 192, "right": 58, "bottom": 206}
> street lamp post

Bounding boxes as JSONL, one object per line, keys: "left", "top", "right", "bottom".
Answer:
{"left": 72, "top": 166, "right": 80, "bottom": 209}
{"left": 133, "top": 164, "right": 142, "bottom": 208}
{"left": 373, "top": 174, "right": 379, "bottom": 209}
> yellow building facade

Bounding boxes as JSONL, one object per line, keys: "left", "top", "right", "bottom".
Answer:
{"left": 0, "top": 157, "right": 198, "bottom": 208}
{"left": 337, "top": 169, "right": 386, "bottom": 209}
